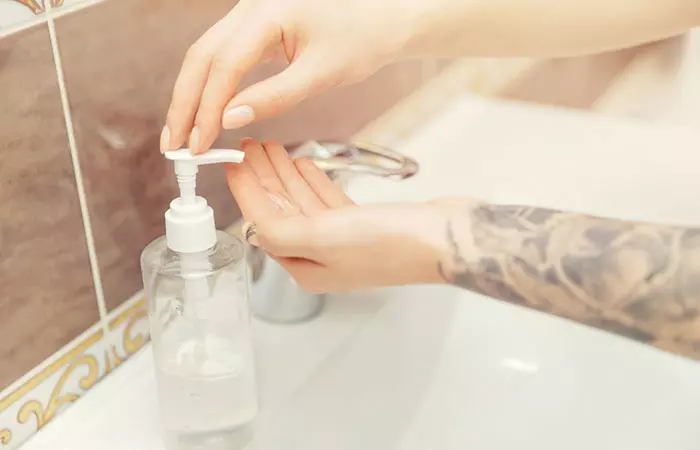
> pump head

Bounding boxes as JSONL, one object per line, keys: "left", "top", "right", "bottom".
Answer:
{"left": 163, "top": 149, "right": 245, "bottom": 253}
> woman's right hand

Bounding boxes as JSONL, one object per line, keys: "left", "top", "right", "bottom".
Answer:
{"left": 162, "top": 0, "right": 423, "bottom": 154}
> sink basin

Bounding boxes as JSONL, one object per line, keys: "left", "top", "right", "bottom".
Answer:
{"left": 251, "top": 96, "right": 700, "bottom": 449}
{"left": 252, "top": 287, "right": 700, "bottom": 450}
{"left": 22, "top": 96, "right": 700, "bottom": 450}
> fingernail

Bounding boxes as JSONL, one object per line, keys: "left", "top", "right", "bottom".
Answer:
{"left": 242, "top": 222, "right": 260, "bottom": 247}
{"left": 222, "top": 105, "right": 255, "bottom": 130}
{"left": 189, "top": 127, "right": 199, "bottom": 153}
{"left": 159, "top": 126, "right": 170, "bottom": 153}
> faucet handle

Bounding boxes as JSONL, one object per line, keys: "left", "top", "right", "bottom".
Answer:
{"left": 289, "top": 141, "right": 419, "bottom": 180}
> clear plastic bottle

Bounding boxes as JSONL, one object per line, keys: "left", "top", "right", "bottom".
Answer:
{"left": 142, "top": 232, "right": 257, "bottom": 450}
{"left": 141, "top": 148, "right": 257, "bottom": 450}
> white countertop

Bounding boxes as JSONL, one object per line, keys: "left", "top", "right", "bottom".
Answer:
{"left": 24, "top": 96, "right": 700, "bottom": 450}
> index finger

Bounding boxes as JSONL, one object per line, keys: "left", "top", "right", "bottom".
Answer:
{"left": 163, "top": 17, "right": 230, "bottom": 152}
{"left": 190, "top": 22, "right": 277, "bottom": 154}
{"left": 225, "top": 161, "right": 282, "bottom": 222}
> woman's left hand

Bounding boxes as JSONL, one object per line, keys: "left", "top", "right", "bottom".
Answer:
{"left": 226, "top": 139, "right": 447, "bottom": 293}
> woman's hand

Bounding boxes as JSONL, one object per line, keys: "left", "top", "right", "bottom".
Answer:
{"left": 162, "top": 0, "right": 700, "bottom": 156}
{"left": 162, "top": 0, "right": 420, "bottom": 155}
{"left": 226, "top": 139, "right": 447, "bottom": 293}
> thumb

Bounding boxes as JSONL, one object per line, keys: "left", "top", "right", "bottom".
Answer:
{"left": 222, "top": 53, "right": 339, "bottom": 127}
{"left": 254, "top": 216, "right": 317, "bottom": 259}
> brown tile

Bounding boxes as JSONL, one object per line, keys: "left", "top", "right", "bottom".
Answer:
{"left": 0, "top": 24, "right": 99, "bottom": 389}
{"left": 55, "top": 0, "right": 423, "bottom": 311}
{"left": 500, "top": 47, "right": 641, "bottom": 109}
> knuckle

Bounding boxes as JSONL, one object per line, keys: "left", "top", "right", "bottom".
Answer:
{"left": 210, "top": 52, "right": 234, "bottom": 73}
{"left": 168, "top": 86, "right": 188, "bottom": 113}
{"left": 166, "top": 107, "right": 188, "bottom": 132}
{"left": 194, "top": 96, "right": 216, "bottom": 114}
{"left": 294, "top": 157, "right": 317, "bottom": 173}
{"left": 262, "top": 139, "right": 281, "bottom": 148}
{"left": 264, "top": 87, "right": 289, "bottom": 106}
{"left": 324, "top": 72, "right": 345, "bottom": 90}
{"left": 184, "top": 42, "right": 209, "bottom": 63}
{"left": 193, "top": 111, "right": 214, "bottom": 129}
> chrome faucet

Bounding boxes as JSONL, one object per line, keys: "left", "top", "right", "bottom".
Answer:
{"left": 249, "top": 140, "right": 419, "bottom": 323}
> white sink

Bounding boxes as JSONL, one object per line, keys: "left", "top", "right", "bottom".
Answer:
{"left": 250, "top": 96, "right": 700, "bottom": 450}
{"left": 23, "top": 96, "right": 700, "bottom": 450}
{"left": 251, "top": 288, "right": 700, "bottom": 450}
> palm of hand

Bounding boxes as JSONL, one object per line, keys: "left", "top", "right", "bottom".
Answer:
{"left": 226, "top": 138, "right": 357, "bottom": 292}
{"left": 227, "top": 138, "right": 443, "bottom": 293}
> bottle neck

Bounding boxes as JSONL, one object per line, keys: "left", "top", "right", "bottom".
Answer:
{"left": 176, "top": 172, "right": 197, "bottom": 204}
{"left": 165, "top": 197, "right": 217, "bottom": 253}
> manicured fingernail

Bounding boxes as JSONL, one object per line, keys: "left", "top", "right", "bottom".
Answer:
{"left": 159, "top": 126, "right": 170, "bottom": 153}
{"left": 222, "top": 105, "right": 255, "bottom": 130}
{"left": 242, "top": 222, "right": 259, "bottom": 247}
{"left": 189, "top": 127, "right": 199, "bottom": 153}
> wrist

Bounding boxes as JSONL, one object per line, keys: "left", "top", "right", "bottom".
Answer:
{"left": 403, "top": 198, "right": 483, "bottom": 285}
{"left": 424, "top": 197, "right": 485, "bottom": 285}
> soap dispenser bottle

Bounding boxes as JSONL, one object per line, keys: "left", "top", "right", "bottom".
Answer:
{"left": 140, "top": 149, "right": 257, "bottom": 450}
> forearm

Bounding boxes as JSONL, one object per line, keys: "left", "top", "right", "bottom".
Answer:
{"left": 434, "top": 199, "right": 700, "bottom": 360}
{"left": 407, "top": 0, "right": 700, "bottom": 58}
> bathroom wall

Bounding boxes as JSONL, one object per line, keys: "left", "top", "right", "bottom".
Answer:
{"left": 0, "top": 1, "right": 424, "bottom": 447}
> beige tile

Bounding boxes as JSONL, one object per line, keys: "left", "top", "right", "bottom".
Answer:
{"left": 0, "top": 24, "right": 99, "bottom": 389}
{"left": 54, "top": 0, "right": 423, "bottom": 311}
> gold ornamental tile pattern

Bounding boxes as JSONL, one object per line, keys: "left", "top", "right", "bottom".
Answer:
{"left": 0, "top": 297, "right": 149, "bottom": 449}
{"left": 10, "top": 0, "right": 65, "bottom": 14}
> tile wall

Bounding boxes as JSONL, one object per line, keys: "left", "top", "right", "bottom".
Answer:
{"left": 0, "top": 0, "right": 425, "bottom": 447}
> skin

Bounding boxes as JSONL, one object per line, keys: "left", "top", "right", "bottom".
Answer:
{"left": 167, "top": 1, "right": 700, "bottom": 360}
{"left": 227, "top": 140, "right": 700, "bottom": 361}
{"left": 162, "top": 0, "right": 700, "bottom": 154}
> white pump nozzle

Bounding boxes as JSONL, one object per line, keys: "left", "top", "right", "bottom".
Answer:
{"left": 165, "top": 148, "right": 245, "bottom": 165}
{"left": 163, "top": 149, "right": 245, "bottom": 254}
{"left": 165, "top": 149, "right": 246, "bottom": 201}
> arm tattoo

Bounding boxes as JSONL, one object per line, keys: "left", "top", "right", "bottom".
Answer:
{"left": 438, "top": 203, "right": 700, "bottom": 360}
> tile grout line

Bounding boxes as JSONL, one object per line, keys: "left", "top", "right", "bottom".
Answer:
{"left": 44, "top": 3, "right": 111, "bottom": 338}
{"left": 51, "top": 0, "right": 107, "bottom": 20}
{"left": 0, "top": 0, "right": 104, "bottom": 39}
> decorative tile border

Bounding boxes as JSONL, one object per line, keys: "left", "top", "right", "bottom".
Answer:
{"left": 0, "top": 295, "right": 149, "bottom": 449}
{"left": 0, "top": 0, "right": 104, "bottom": 37}
{"left": 10, "top": 1, "right": 45, "bottom": 14}
{"left": 50, "top": 0, "right": 105, "bottom": 19}
{"left": 8, "top": 0, "right": 88, "bottom": 13}
{"left": 0, "top": 0, "right": 45, "bottom": 33}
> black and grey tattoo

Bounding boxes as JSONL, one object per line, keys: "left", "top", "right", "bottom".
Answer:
{"left": 438, "top": 203, "right": 700, "bottom": 360}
